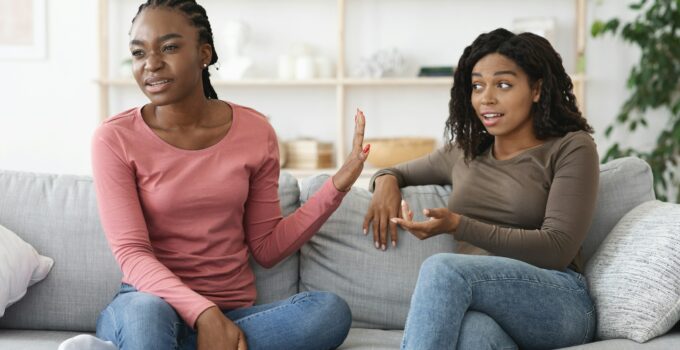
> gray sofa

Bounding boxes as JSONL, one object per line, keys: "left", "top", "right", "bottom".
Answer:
{"left": 0, "top": 156, "right": 678, "bottom": 349}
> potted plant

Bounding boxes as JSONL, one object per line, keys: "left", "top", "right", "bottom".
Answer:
{"left": 591, "top": 0, "right": 680, "bottom": 202}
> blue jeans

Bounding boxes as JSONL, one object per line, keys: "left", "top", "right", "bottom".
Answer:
{"left": 401, "top": 254, "right": 596, "bottom": 350}
{"left": 96, "top": 284, "right": 351, "bottom": 350}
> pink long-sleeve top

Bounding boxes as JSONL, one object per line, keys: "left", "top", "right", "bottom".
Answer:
{"left": 91, "top": 102, "right": 346, "bottom": 328}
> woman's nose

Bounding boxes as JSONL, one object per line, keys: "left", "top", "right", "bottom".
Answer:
{"left": 480, "top": 88, "right": 496, "bottom": 105}
{"left": 144, "top": 53, "right": 163, "bottom": 72}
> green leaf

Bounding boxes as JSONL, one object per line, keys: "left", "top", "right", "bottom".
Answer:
{"left": 591, "top": 20, "right": 606, "bottom": 37}
{"left": 605, "top": 125, "right": 614, "bottom": 137}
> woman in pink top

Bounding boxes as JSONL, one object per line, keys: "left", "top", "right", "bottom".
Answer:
{"left": 91, "top": 1, "right": 369, "bottom": 349}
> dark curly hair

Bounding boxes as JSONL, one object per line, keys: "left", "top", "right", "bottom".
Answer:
{"left": 445, "top": 28, "right": 593, "bottom": 161}
{"left": 132, "top": 0, "right": 219, "bottom": 100}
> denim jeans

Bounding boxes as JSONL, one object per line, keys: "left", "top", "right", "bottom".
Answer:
{"left": 401, "top": 253, "right": 596, "bottom": 350}
{"left": 96, "top": 284, "right": 351, "bottom": 350}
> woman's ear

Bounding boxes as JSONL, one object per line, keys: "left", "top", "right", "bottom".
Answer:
{"left": 200, "top": 43, "right": 212, "bottom": 67}
{"left": 532, "top": 79, "right": 543, "bottom": 103}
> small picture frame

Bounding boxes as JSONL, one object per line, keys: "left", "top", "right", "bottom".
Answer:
{"left": 0, "top": 0, "right": 47, "bottom": 60}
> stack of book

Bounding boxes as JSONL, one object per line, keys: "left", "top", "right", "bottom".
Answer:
{"left": 284, "top": 139, "right": 334, "bottom": 169}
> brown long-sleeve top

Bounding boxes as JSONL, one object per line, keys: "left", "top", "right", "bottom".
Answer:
{"left": 369, "top": 131, "right": 599, "bottom": 273}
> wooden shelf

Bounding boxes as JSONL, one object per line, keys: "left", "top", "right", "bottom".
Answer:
{"left": 98, "top": 0, "right": 588, "bottom": 169}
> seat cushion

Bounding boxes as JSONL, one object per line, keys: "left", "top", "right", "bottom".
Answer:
{"left": 0, "top": 329, "right": 85, "bottom": 350}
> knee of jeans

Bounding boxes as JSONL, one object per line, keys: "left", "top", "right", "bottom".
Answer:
{"left": 119, "top": 292, "right": 178, "bottom": 324}
{"left": 420, "top": 253, "right": 458, "bottom": 277}
{"left": 312, "top": 292, "right": 352, "bottom": 330}
{"left": 459, "top": 311, "right": 517, "bottom": 350}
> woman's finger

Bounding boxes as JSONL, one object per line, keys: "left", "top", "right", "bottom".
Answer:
{"left": 352, "top": 109, "right": 366, "bottom": 152}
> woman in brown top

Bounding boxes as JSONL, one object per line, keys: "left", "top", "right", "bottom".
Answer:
{"left": 365, "top": 28, "right": 599, "bottom": 349}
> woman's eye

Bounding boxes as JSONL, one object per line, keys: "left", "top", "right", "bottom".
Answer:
{"left": 163, "top": 45, "right": 178, "bottom": 52}
{"left": 498, "top": 82, "right": 512, "bottom": 89}
{"left": 471, "top": 83, "right": 483, "bottom": 91}
{"left": 131, "top": 50, "right": 144, "bottom": 58}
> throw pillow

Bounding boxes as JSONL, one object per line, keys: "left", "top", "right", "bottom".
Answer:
{"left": 0, "top": 223, "right": 54, "bottom": 317}
{"left": 585, "top": 200, "right": 680, "bottom": 342}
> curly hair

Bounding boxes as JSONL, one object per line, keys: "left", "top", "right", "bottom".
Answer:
{"left": 445, "top": 28, "right": 593, "bottom": 161}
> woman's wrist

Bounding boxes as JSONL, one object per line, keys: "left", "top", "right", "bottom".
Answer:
{"left": 450, "top": 212, "right": 461, "bottom": 233}
{"left": 374, "top": 174, "right": 398, "bottom": 188}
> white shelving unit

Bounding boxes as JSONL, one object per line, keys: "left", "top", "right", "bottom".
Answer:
{"left": 97, "top": 0, "right": 587, "bottom": 180}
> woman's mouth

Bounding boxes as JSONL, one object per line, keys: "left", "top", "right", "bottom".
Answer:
{"left": 145, "top": 79, "right": 173, "bottom": 93}
{"left": 481, "top": 112, "right": 504, "bottom": 127}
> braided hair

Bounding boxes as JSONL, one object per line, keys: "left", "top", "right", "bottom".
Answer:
{"left": 445, "top": 28, "right": 593, "bottom": 161}
{"left": 132, "top": 0, "right": 219, "bottom": 99}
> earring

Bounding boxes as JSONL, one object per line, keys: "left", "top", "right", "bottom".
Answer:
{"left": 203, "top": 63, "right": 208, "bottom": 69}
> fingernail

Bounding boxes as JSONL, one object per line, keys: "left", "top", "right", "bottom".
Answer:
{"left": 363, "top": 144, "right": 370, "bottom": 153}
{"left": 424, "top": 209, "right": 429, "bottom": 215}
{"left": 381, "top": 244, "right": 386, "bottom": 251}
{"left": 392, "top": 241, "right": 396, "bottom": 247}
{"left": 401, "top": 200, "right": 406, "bottom": 206}
{"left": 390, "top": 218, "right": 397, "bottom": 223}
{"left": 363, "top": 228, "right": 368, "bottom": 235}
{"left": 375, "top": 241, "right": 379, "bottom": 249}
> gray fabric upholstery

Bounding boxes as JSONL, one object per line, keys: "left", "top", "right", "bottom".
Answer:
{"left": 0, "top": 330, "right": 85, "bottom": 350}
{"left": 299, "top": 174, "right": 456, "bottom": 329}
{"left": 0, "top": 170, "right": 301, "bottom": 332}
{"left": 0, "top": 171, "right": 121, "bottom": 332}
{"left": 580, "top": 157, "right": 655, "bottom": 263}
{"left": 337, "top": 329, "right": 680, "bottom": 350}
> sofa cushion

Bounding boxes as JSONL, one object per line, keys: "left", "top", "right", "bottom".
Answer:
{"left": 585, "top": 200, "right": 680, "bottom": 343}
{"left": 299, "top": 174, "right": 457, "bottom": 329}
{"left": 0, "top": 170, "right": 301, "bottom": 331}
{"left": 580, "top": 157, "right": 655, "bottom": 264}
{"left": 0, "top": 171, "right": 121, "bottom": 332}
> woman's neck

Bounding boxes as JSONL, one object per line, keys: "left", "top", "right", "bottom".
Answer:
{"left": 492, "top": 129, "right": 544, "bottom": 160}
{"left": 151, "top": 93, "right": 214, "bottom": 130}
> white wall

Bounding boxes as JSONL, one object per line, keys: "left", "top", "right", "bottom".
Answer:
{"left": 0, "top": 0, "right": 660, "bottom": 175}
{"left": 0, "top": 0, "right": 99, "bottom": 175}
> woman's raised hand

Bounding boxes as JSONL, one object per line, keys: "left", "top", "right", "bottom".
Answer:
{"left": 332, "top": 109, "right": 370, "bottom": 192}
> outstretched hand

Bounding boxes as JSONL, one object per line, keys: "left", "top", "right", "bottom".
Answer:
{"left": 333, "top": 109, "right": 370, "bottom": 192}
{"left": 390, "top": 200, "right": 461, "bottom": 240}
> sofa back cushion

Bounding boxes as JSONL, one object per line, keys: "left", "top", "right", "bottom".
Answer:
{"left": 580, "top": 157, "right": 655, "bottom": 263}
{"left": 299, "top": 175, "right": 457, "bottom": 329}
{"left": 0, "top": 170, "right": 300, "bottom": 332}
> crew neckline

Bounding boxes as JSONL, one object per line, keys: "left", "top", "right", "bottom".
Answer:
{"left": 135, "top": 100, "right": 237, "bottom": 155}
{"left": 487, "top": 138, "right": 555, "bottom": 164}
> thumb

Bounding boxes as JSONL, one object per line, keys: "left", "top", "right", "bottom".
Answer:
{"left": 423, "top": 207, "right": 449, "bottom": 219}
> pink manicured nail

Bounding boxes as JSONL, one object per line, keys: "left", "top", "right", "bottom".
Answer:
{"left": 392, "top": 241, "right": 396, "bottom": 248}
{"left": 381, "top": 244, "right": 386, "bottom": 251}
{"left": 374, "top": 241, "right": 379, "bottom": 249}
{"left": 363, "top": 144, "right": 371, "bottom": 153}
{"left": 390, "top": 218, "right": 397, "bottom": 223}
{"left": 363, "top": 228, "right": 368, "bottom": 235}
